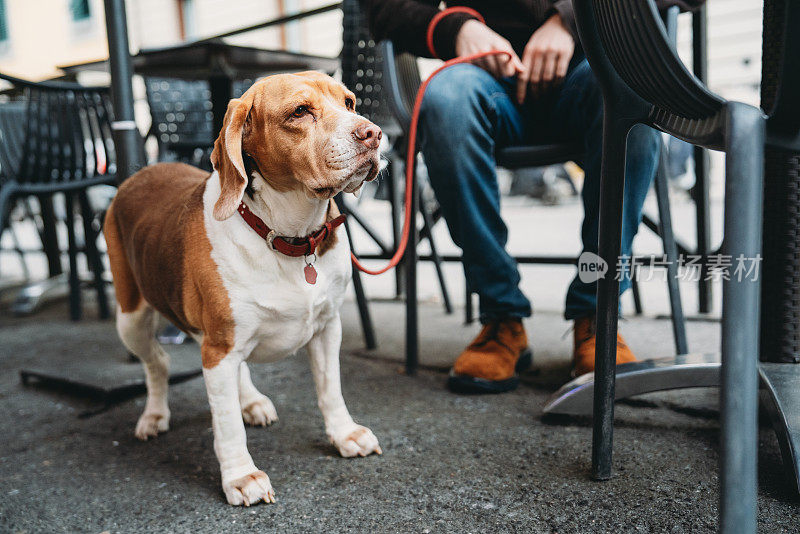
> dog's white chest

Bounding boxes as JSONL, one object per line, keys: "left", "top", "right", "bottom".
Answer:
{"left": 202, "top": 172, "right": 352, "bottom": 363}
{"left": 244, "top": 266, "right": 346, "bottom": 362}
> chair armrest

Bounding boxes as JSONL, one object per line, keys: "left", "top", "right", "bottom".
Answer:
{"left": 380, "top": 40, "right": 413, "bottom": 133}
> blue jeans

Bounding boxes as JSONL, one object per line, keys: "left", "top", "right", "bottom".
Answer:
{"left": 418, "top": 60, "right": 659, "bottom": 322}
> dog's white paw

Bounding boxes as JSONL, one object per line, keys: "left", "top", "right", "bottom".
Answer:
{"left": 223, "top": 471, "right": 275, "bottom": 506}
{"left": 241, "top": 395, "right": 278, "bottom": 427}
{"left": 331, "top": 425, "right": 382, "bottom": 458}
{"left": 134, "top": 410, "right": 169, "bottom": 441}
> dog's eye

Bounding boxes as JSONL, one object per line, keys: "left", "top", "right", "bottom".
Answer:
{"left": 291, "top": 105, "right": 309, "bottom": 118}
{"left": 345, "top": 97, "right": 355, "bottom": 111}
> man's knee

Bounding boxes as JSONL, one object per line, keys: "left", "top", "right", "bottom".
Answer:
{"left": 420, "top": 63, "right": 497, "bottom": 129}
{"left": 628, "top": 124, "right": 660, "bottom": 155}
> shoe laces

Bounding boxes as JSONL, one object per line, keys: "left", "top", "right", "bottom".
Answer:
{"left": 469, "top": 320, "right": 516, "bottom": 353}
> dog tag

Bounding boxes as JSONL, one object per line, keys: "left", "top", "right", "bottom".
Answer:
{"left": 304, "top": 263, "right": 317, "bottom": 285}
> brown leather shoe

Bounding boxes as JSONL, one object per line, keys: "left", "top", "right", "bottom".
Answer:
{"left": 572, "top": 316, "right": 637, "bottom": 376}
{"left": 447, "top": 318, "right": 532, "bottom": 394}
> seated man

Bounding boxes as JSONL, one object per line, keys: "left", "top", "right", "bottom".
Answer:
{"left": 364, "top": 0, "right": 701, "bottom": 393}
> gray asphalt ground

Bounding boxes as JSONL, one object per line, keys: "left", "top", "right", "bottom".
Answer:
{"left": 1, "top": 294, "right": 798, "bottom": 534}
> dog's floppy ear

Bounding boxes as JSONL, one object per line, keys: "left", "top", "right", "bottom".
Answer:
{"left": 211, "top": 96, "right": 253, "bottom": 220}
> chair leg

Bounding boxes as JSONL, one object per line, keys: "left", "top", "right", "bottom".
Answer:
{"left": 591, "top": 118, "right": 632, "bottom": 481}
{"left": 343, "top": 214, "right": 377, "bottom": 350}
{"left": 630, "top": 271, "right": 643, "bottom": 315}
{"left": 405, "top": 165, "right": 420, "bottom": 375}
{"left": 654, "top": 149, "right": 688, "bottom": 354}
{"left": 464, "top": 281, "right": 475, "bottom": 325}
{"left": 78, "top": 191, "right": 111, "bottom": 320}
{"left": 0, "top": 187, "right": 16, "bottom": 279}
{"left": 64, "top": 193, "right": 81, "bottom": 321}
{"left": 389, "top": 153, "right": 405, "bottom": 298}
{"left": 9, "top": 217, "right": 31, "bottom": 280}
{"left": 719, "top": 103, "right": 763, "bottom": 534}
{"left": 418, "top": 190, "right": 452, "bottom": 314}
{"left": 38, "top": 196, "right": 63, "bottom": 277}
{"left": 694, "top": 145, "right": 713, "bottom": 314}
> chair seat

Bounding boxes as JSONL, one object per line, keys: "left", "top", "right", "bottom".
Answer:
{"left": 496, "top": 143, "right": 583, "bottom": 169}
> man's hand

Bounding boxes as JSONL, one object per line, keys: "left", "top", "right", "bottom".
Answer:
{"left": 516, "top": 13, "right": 575, "bottom": 104}
{"left": 455, "top": 19, "right": 525, "bottom": 79}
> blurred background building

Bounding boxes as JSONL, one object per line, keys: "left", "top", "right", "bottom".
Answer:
{"left": 0, "top": 0, "right": 340, "bottom": 80}
{"left": 0, "top": 0, "right": 762, "bottom": 106}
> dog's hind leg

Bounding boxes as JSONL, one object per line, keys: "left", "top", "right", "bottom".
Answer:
{"left": 105, "top": 203, "right": 170, "bottom": 439}
{"left": 238, "top": 362, "right": 278, "bottom": 427}
{"left": 117, "top": 303, "right": 171, "bottom": 440}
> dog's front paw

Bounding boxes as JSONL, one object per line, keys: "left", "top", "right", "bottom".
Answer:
{"left": 134, "top": 410, "right": 169, "bottom": 440}
{"left": 223, "top": 470, "right": 275, "bottom": 506}
{"left": 331, "top": 425, "right": 382, "bottom": 458}
{"left": 241, "top": 395, "right": 278, "bottom": 427}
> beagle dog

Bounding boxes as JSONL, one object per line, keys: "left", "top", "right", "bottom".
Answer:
{"left": 104, "top": 71, "right": 382, "bottom": 506}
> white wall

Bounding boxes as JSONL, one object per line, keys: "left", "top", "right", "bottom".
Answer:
{"left": 677, "top": 1, "right": 762, "bottom": 105}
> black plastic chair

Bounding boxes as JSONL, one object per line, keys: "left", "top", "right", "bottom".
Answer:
{"left": 757, "top": 0, "right": 800, "bottom": 498}
{"left": 341, "top": 0, "right": 455, "bottom": 325}
{"left": 144, "top": 77, "right": 258, "bottom": 169}
{"left": 380, "top": 18, "right": 689, "bottom": 374}
{"left": 0, "top": 74, "right": 116, "bottom": 321}
{"left": 573, "top": 1, "right": 765, "bottom": 531}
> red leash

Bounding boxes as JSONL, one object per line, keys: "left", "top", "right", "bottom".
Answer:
{"left": 350, "top": 8, "right": 512, "bottom": 275}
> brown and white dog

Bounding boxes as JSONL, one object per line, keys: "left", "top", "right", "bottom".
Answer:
{"left": 104, "top": 71, "right": 382, "bottom": 506}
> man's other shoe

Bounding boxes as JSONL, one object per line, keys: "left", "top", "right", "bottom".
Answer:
{"left": 572, "top": 316, "right": 637, "bottom": 377}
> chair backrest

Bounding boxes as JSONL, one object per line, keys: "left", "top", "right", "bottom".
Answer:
{"left": 0, "top": 101, "right": 27, "bottom": 185}
{"left": 145, "top": 77, "right": 257, "bottom": 168}
{"left": 340, "top": 0, "right": 396, "bottom": 130}
{"left": 574, "top": 0, "right": 726, "bottom": 147}
{"left": 591, "top": 0, "right": 723, "bottom": 121}
{"left": 759, "top": 0, "right": 800, "bottom": 364}
{"left": 380, "top": 39, "right": 421, "bottom": 133}
{"left": 0, "top": 74, "right": 117, "bottom": 186}
{"left": 145, "top": 77, "right": 215, "bottom": 152}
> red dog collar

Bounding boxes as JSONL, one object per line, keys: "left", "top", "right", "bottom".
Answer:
{"left": 236, "top": 201, "right": 346, "bottom": 258}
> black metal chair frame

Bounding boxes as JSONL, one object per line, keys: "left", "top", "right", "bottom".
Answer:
{"left": 0, "top": 73, "right": 116, "bottom": 321}
{"left": 573, "top": 1, "right": 765, "bottom": 531}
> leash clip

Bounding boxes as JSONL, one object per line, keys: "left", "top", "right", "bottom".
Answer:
{"left": 266, "top": 229, "right": 277, "bottom": 250}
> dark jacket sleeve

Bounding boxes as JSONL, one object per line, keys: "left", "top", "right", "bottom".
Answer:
{"left": 361, "top": 0, "right": 706, "bottom": 60}
{"left": 360, "top": 0, "right": 478, "bottom": 60}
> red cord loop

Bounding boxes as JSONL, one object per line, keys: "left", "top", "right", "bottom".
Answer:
{"left": 349, "top": 48, "right": 512, "bottom": 276}
{"left": 425, "top": 6, "right": 485, "bottom": 59}
{"left": 348, "top": 4, "right": 508, "bottom": 275}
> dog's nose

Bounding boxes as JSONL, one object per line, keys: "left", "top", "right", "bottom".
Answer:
{"left": 353, "top": 122, "right": 382, "bottom": 149}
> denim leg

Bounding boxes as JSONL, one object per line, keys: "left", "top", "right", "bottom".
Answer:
{"left": 546, "top": 61, "right": 660, "bottom": 320}
{"left": 418, "top": 63, "right": 531, "bottom": 322}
